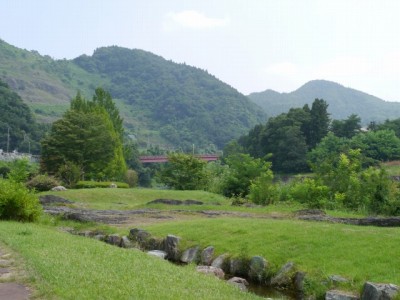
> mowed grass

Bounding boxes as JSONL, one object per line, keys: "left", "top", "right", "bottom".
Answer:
{"left": 144, "top": 218, "right": 400, "bottom": 290}
{"left": 0, "top": 221, "right": 260, "bottom": 300}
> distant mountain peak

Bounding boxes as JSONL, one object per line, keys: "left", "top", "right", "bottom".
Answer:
{"left": 248, "top": 80, "right": 400, "bottom": 124}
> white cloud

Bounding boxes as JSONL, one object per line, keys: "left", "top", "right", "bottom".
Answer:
{"left": 163, "top": 10, "right": 229, "bottom": 31}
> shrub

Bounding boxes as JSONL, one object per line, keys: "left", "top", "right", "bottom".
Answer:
{"left": 289, "top": 178, "right": 330, "bottom": 209}
{"left": 0, "top": 179, "right": 42, "bottom": 222}
{"left": 124, "top": 169, "right": 138, "bottom": 188}
{"left": 249, "top": 170, "right": 278, "bottom": 205}
{"left": 26, "top": 174, "right": 60, "bottom": 192}
{"left": 75, "top": 181, "right": 129, "bottom": 189}
{"left": 56, "top": 161, "right": 81, "bottom": 188}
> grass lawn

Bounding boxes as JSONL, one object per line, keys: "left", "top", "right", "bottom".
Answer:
{"left": 143, "top": 218, "right": 400, "bottom": 294}
{"left": 0, "top": 221, "right": 260, "bottom": 300}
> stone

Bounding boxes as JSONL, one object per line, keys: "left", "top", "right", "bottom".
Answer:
{"left": 162, "top": 234, "right": 180, "bottom": 262}
{"left": 326, "top": 290, "right": 359, "bottom": 300}
{"left": 51, "top": 185, "right": 67, "bottom": 191}
{"left": 201, "top": 246, "right": 214, "bottom": 266}
{"left": 39, "top": 194, "right": 73, "bottom": 205}
{"left": 361, "top": 282, "right": 399, "bottom": 300}
{"left": 93, "top": 234, "right": 106, "bottom": 241}
{"left": 129, "top": 228, "right": 150, "bottom": 242}
{"left": 270, "top": 261, "right": 296, "bottom": 288}
{"left": 248, "top": 256, "right": 268, "bottom": 282}
{"left": 147, "top": 250, "right": 167, "bottom": 259}
{"left": 105, "top": 234, "right": 122, "bottom": 246}
{"left": 227, "top": 277, "right": 249, "bottom": 292}
{"left": 229, "top": 258, "right": 248, "bottom": 277}
{"left": 120, "top": 236, "right": 133, "bottom": 248}
{"left": 180, "top": 246, "right": 200, "bottom": 264}
{"left": 196, "top": 266, "right": 225, "bottom": 279}
{"left": 329, "top": 275, "right": 350, "bottom": 284}
{"left": 109, "top": 183, "right": 117, "bottom": 188}
{"left": 294, "top": 271, "right": 306, "bottom": 294}
{"left": 211, "top": 254, "right": 228, "bottom": 270}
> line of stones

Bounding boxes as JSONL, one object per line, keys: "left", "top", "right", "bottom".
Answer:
{"left": 73, "top": 228, "right": 399, "bottom": 300}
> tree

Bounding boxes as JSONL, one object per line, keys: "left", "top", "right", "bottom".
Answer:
{"left": 221, "top": 153, "right": 272, "bottom": 197}
{"left": 306, "top": 99, "right": 330, "bottom": 148}
{"left": 158, "top": 153, "right": 209, "bottom": 190}
{"left": 41, "top": 90, "right": 127, "bottom": 180}
{"left": 331, "top": 114, "right": 361, "bottom": 138}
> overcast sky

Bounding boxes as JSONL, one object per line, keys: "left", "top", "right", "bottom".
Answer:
{"left": 1, "top": 0, "right": 400, "bottom": 101}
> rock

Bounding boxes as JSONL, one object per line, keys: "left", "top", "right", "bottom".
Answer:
{"left": 248, "top": 256, "right": 268, "bottom": 282}
{"left": 227, "top": 277, "right": 249, "bottom": 292}
{"left": 51, "top": 185, "right": 67, "bottom": 191}
{"left": 147, "top": 250, "right": 167, "bottom": 259}
{"left": 326, "top": 290, "right": 359, "bottom": 300}
{"left": 211, "top": 254, "right": 228, "bottom": 270}
{"left": 229, "top": 258, "right": 249, "bottom": 277}
{"left": 120, "top": 236, "right": 133, "bottom": 248}
{"left": 294, "top": 271, "right": 306, "bottom": 294}
{"left": 39, "top": 194, "right": 73, "bottom": 205}
{"left": 361, "top": 282, "right": 399, "bottom": 300}
{"left": 201, "top": 246, "right": 214, "bottom": 266}
{"left": 93, "top": 234, "right": 106, "bottom": 241}
{"left": 196, "top": 266, "right": 225, "bottom": 279}
{"left": 147, "top": 199, "right": 204, "bottom": 205}
{"left": 270, "top": 261, "right": 296, "bottom": 288}
{"left": 105, "top": 234, "right": 122, "bottom": 246}
{"left": 162, "top": 235, "right": 180, "bottom": 262}
{"left": 109, "top": 183, "right": 117, "bottom": 188}
{"left": 180, "top": 246, "right": 200, "bottom": 264}
{"left": 129, "top": 228, "right": 150, "bottom": 244}
{"left": 78, "top": 230, "right": 94, "bottom": 237}
{"left": 329, "top": 275, "right": 350, "bottom": 284}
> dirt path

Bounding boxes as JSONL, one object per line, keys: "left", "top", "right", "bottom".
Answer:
{"left": 0, "top": 246, "right": 31, "bottom": 300}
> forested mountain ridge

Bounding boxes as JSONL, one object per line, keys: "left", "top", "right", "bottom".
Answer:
{"left": 0, "top": 39, "right": 266, "bottom": 150}
{"left": 248, "top": 80, "right": 400, "bottom": 124}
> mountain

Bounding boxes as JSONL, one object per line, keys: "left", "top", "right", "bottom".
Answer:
{"left": 0, "top": 39, "right": 266, "bottom": 150}
{"left": 248, "top": 80, "right": 400, "bottom": 125}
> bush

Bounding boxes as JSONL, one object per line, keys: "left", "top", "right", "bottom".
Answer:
{"left": 75, "top": 181, "right": 129, "bottom": 189}
{"left": 26, "top": 174, "right": 60, "bottom": 191}
{"left": 289, "top": 178, "right": 330, "bottom": 209}
{"left": 0, "top": 179, "right": 42, "bottom": 222}
{"left": 56, "top": 161, "right": 81, "bottom": 188}
{"left": 249, "top": 170, "right": 278, "bottom": 205}
{"left": 124, "top": 169, "right": 138, "bottom": 188}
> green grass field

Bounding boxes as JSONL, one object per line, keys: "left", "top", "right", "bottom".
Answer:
{"left": 2, "top": 188, "right": 399, "bottom": 298}
{"left": 0, "top": 221, "right": 260, "bottom": 300}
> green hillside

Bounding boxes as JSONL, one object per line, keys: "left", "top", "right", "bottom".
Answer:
{"left": 248, "top": 80, "right": 400, "bottom": 125}
{"left": 0, "top": 39, "right": 266, "bottom": 150}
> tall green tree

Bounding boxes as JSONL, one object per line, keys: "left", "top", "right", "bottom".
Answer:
{"left": 306, "top": 99, "right": 330, "bottom": 148}
{"left": 41, "top": 90, "right": 127, "bottom": 180}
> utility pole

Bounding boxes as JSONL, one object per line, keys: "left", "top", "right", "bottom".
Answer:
{"left": 6, "top": 125, "right": 10, "bottom": 153}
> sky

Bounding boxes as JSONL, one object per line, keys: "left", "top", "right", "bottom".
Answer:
{"left": 1, "top": 0, "right": 400, "bottom": 101}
